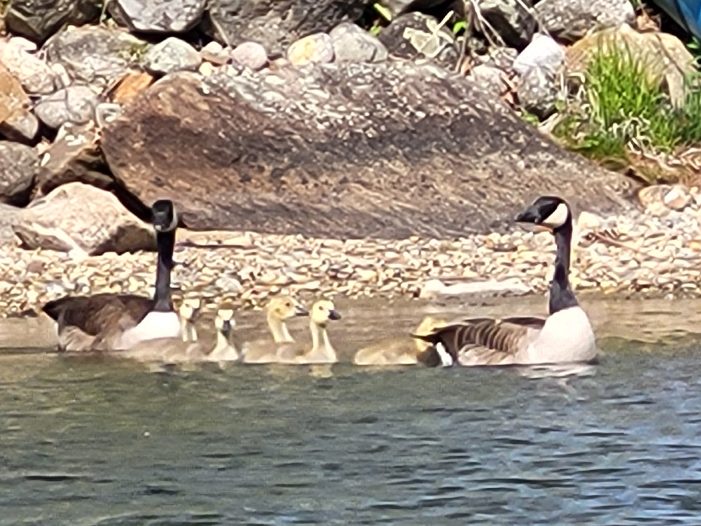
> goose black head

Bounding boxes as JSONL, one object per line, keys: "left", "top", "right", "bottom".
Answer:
{"left": 515, "top": 195, "right": 571, "bottom": 232}
{"left": 152, "top": 199, "right": 178, "bottom": 233}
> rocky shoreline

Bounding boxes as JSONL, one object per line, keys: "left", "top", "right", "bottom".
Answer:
{"left": 2, "top": 183, "right": 698, "bottom": 318}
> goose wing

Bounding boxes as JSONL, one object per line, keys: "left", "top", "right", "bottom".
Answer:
{"left": 414, "top": 316, "right": 546, "bottom": 366}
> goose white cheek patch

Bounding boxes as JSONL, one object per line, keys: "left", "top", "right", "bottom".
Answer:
{"left": 542, "top": 203, "right": 569, "bottom": 228}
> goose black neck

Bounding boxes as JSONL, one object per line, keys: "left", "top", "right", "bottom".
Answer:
{"left": 153, "top": 229, "right": 175, "bottom": 312}
{"left": 549, "top": 220, "right": 579, "bottom": 315}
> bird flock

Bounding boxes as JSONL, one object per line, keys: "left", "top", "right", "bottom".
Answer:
{"left": 40, "top": 195, "right": 598, "bottom": 369}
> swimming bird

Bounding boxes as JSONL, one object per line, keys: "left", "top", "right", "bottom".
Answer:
{"left": 241, "top": 296, "right": 309, "bottom": 364}
{"left": 179, "top": 297, "right": 202, "bottom": 342}
{"left": 414, "top": 196, "right": 597, "bottom": 366}
{"left": 275, "top": 299, "right": 341, "bottom": 365}
{"left": 353, "top": 315, "right": 450, "bottom": 366}
{"left": 41, "top": 199, "right": 183, "bottom": 352}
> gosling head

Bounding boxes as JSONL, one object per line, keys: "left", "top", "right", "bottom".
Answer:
{"left": 515, "top": 195, "right": 572, "bottom": 233}
{"left": 152, "top": 199, "right": 178, "bottom": 233}
{"left": 267, "top": 296, "right": 309, "bottom": 320}
{"left": 178, "top": 297, "right": 202, "bottom": 323}
{"left": 310, "top": 299, "right": 341, "bottom": 328}
{"left": 215, "top": 304, "right": 236, "bottom": 338}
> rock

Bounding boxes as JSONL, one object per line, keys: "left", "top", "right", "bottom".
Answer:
{"left": 0, "top": 63, "right": 38, "bottom": 142}
{"left": 378, "top": 12, "right": 459, "bottom": 68}
{"left": 513, "top": 33, "right": 565, "bottom": 117}
{"left": 0, "top": 204, "right": 22, "bottom": 245}
{"left": 201, "top": 41, "right": 230, "bottom": 65}
{"left": 287, "top": 33, "right": 335, "bottom": 66}
{"left": 467, "top": 64, "right": 507, "bottom": 100}
{"left": 4, "top": 0, "right": 100, "bottom": 43}
{"left": 230, "top": 42, "right": 268, "bottom": 71}
{"left": 566, "top": 24, "right": 696, "bottom": 107}
{"left": 34, "top": 85, "right": 99, "bottom": 129}
{"left": 0, "top": 141, "right": 38, "bottom": 205}
{"left": 478, "top": 0, "right": 536, "bottom": 49}
{"left": 43, "top": 26, "right": 150, "bottom": 91}
{"left": 143, "top": 37, "right": 201, "bottom": 76}
{"left": 534, "top": 0, "right": 635, "bottom": 43}
{"left": 330, "top": 22, "right": 388, "bottom": 63}
{"left": 0, "top": 37, "right": 56, "bottom": 94}
{"left": 13, "top": 183, "right": 154, "bottom": 256}
{"left": 101, "top": 62, "right": 637, "bottom": 238}
{"left": 203, "top": 0, "right": 371, "bottom": 53}
{"left": 419, "top": 277, "right": 530, "bottom": 299}
{"left": 33, "top": 122, "right": 112, "bottom": 198}
{"left": 108, "top": 0, "right": 206, "bottom": 33}
{"left": 638, "top": 184, "right": 692, "bottom": 212}
{"left": 105, "top": 70, "right": 154, "bottom": 105}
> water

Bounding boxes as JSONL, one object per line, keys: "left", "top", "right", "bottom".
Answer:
{"left": 2, "top": 296, "right": 701, "bottom": 525}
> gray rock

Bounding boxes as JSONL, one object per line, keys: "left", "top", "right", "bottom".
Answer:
{"left": 4, "top": 0, "right": 100, "bottom": 43}
{"left": 287, "top": 33, "right": 335, "bottom": 66}
{"left": 200, "top": 41, "right": 230, "bottom": 65}
{"left": 203, "top": 0, "right": 371, "bottom": 53}
{"left": 34, "top": 86, "right": 99, "bottom": 129}
{"left": 0, "top": 111, "right": 39, "bottom": 143}
{"left": 109, "top": 0, "right": 206, "bottom": 33}
{"left": 330, "top": 22, "right": 388, "bottom": 63}
{"left": 378, "top": 12, "right": 459, "bottom": 68}
{"left": 513, "top": 34, "right": 564, "bottom": 117}
{"left": 0, "top": 37, "right": 56, "bottom": 94}
{"left": 101, "top": 62, "right": 638, "bottom": 238}
{"left": 0, "top": 63, "right": 38, "bottom": 142}
{"left": 534, "top": 0, "right": 635, "bottom": 43}
{"left": 467, "top": 64, "right": 506, "bottom": 100}
{"left": 43, "top": 26, "right": 151, "bottom": 90}
{"left": 478, "top": 0, "right": 536, "bottom": 49}
{"left": 13, "top": 182, "right": 155, "bottom": 256}
{"left": 230, "top": 42, "right": 268, "bottom": 70}
{"left": 0, "top": 142, "right": 38, "bottom": 205}
{"left": 0, "top": 203, "right": 22, "bottom": 245}
{"left": 144, "top": 37, "right": 201, "bottom": 76}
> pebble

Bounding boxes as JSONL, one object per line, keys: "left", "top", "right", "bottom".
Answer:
{"left": 144, "top": 37, "right": 201, "bottom": 76}
{"left": 287, "top": 33, "right": 334, "bottom": 66}
{"left": 231, "top": 41, "right": 268, "bottom": 71}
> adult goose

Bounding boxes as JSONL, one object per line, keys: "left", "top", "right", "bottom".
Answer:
{"left": 42, "top": 199, "right": 183, "bottom": 352}
{"left": 414, "top": 196, "right": 597, "bottom": 366}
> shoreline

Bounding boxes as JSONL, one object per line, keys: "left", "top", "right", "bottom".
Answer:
{"left": 3, "top": 197, "right": 701, "bottom": 317}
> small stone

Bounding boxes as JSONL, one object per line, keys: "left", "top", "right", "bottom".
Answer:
{"left": 0, "top": 141, "right": 38, "bottom": 205}
{"left": 329, "top": 22, "right": 388, "bottom": 63}
{"left": 144, "top": 37, "right": 201, "bottom": 76}
{"left": 287, "top": 33, "right": 335, "bottom": 66}
{"left": 0, "top": 38, "right": 56, "bottom": 94}
{"left": 230, "top": 41, "right": 268, "bottom": 71}
{"left": 34, "top": 85, "right": 98, "bottom": 129}
{"left": 200, "top": 41, "right": 230, "bottom": 65}
{"left": 663, "top": 185, "right": 691, "bottom": 211}
{"left": 107, "top": 70, "right": 154, "bottom": 105}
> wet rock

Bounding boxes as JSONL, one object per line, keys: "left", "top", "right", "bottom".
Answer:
{"left": 0, "top": 141, "right": 38, "bottom": 205}
{"left": 0, "top": 63, "right": 38, "bottom": 142}
{"left": 231, "top": 42, "right": 268, "bottom": 70}
{"left": 0, "top": 37, "right": 56, "bottom": 94}
{"left": 109, "top": 0, "right": 206, "bottom": 33}
{"left": 43, "top": 26, "right": 150, "bottom": 90}
{"left": 203, "top": 0, "right": 371, "bottom": 53}
{"left": 378, "top": 12, "right": 459, "bottom": 68}
{"left": 34, "top": 85, "right": 99, "bottom": 129}
{"left": 143, "top": 37, "right": 201, "bottom": 76}
{"left": 13, "top": 183, "right": 154, "bottom": 256}
{"left": 566, "top": 24, "right": 695, "bottom": 107}
{"left": 479, "top": 0, "right": 536, "bottom": 49}
{"left": 4, "top": 0, "right": 100, "bottom": 43}
{"left": 287, "top": 33, "right": 335, "bottom": 66}
{"left": 33, "top": 122, "right": 112, "bottom": 198}
{"left": 101, "top": 62, "right": 637, "bottom": 238}
{"left": 330, "top": 22, "right": 388, "bottom": 63}
{"left": 513, "top": 33, "right": 565, "bottom": 117}
{"left": 535, "top": 0, "right": 635, "bottom": 43}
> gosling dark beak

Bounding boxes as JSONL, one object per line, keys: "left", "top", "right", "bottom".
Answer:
{"left": 328, "top": 310, "right": 341, "bottom": 321}
{"left": 295, "top": 305, "right": 309, "bottom": 317}
{"left": 222, "top": 319, "right": 232, "bottom": 335}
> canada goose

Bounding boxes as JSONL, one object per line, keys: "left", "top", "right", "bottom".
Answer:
{"left": 353, "top": 315, "right": 450, "bottom": 366}
{"left": 41, "top": 199, "right": 182, "bottom": 352}
{"left": 119, "top": 305, "right": 239, "bottom": 365}
{"left": 241, "top": 295, "right": 309, "bottom": 364}
{"left": 275, "top": 299, "right": 341, "bottom": 365}
{"left": 414, "top": 196, "right": 597, "bottom": 366}
{"left": 179, "top": 297, "right": 202, "bottom": 342}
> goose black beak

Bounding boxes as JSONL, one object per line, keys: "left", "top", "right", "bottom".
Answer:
{"left": 515, "top": 207, "right": 539, "bottom": 224}
{"left": 328, "top": 310, "right": 342, "bottom": 321}
{"left": 295, "top": 305, "right": 309, "bottom": 317}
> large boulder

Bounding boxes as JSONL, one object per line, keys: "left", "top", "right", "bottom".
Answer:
{"left": 4, "top": 0, "right": 100, "bottom": 43}
{"left": 202, "top": 0, "right": 372, "bottom": 53}
{"left": 13, "top": 183, "right": 154, "bottom": 256}
{"left": 101, "top": 63, "right": 639, "bottom": 239}
{"left": 0, "top": 141, "right": 37, "bottom": 205}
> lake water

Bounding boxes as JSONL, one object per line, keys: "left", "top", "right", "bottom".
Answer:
{"left": 2, "top": 295, "right": 701, "bottom": 525}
